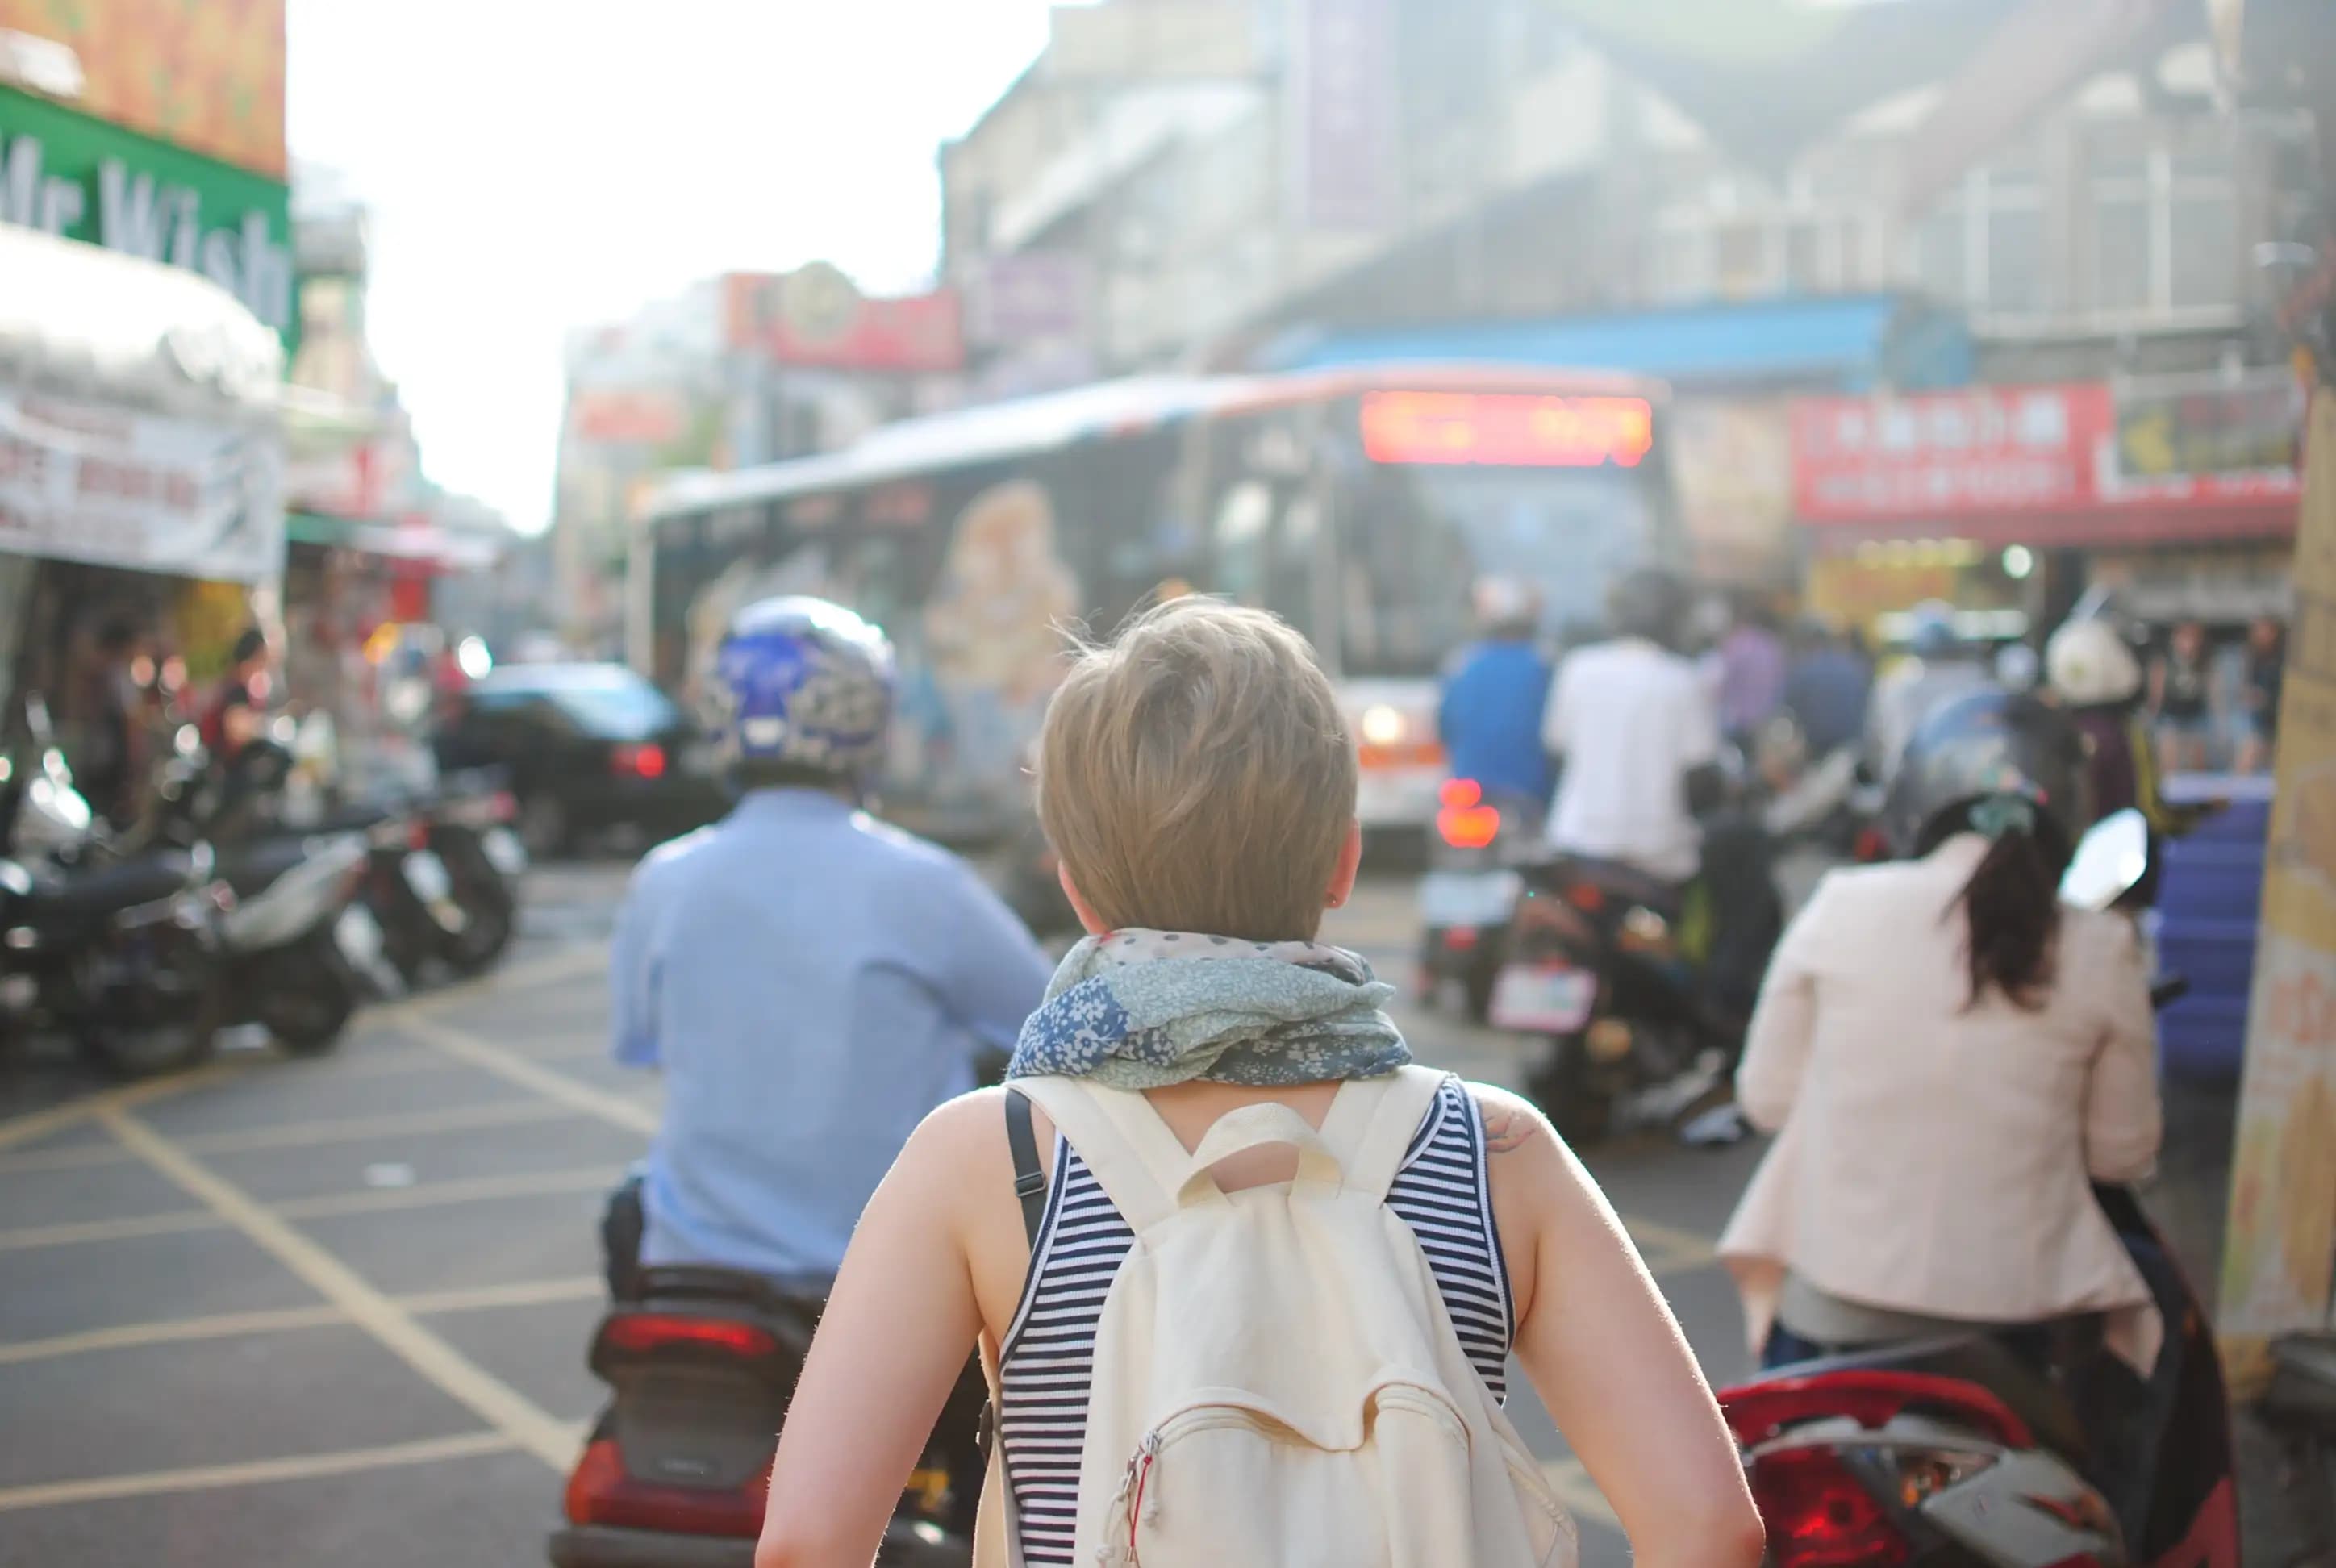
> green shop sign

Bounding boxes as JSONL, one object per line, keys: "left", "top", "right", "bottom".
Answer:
{"left": 0, "top": 86, "right": 295, "bottom": 350}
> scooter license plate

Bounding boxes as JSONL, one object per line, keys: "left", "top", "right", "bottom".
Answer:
{"left": 334, "top": 904, "right": 386, "bottom": 968}
{"left": 1419, "top": 869, "right": 1522, "bottom": 930}
{"left": 481, "top": 828, "right": 528, "bottom": 878}
{"left": 403, "top": 849, "right": 455, "bottom": 904}
{"left": 1489, "top": 965, "right": 1597, "bottom": 1034}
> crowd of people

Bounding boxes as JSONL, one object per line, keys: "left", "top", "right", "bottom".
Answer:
{"left": 578, "top": 565, "right": 2249, "bottom": 1563}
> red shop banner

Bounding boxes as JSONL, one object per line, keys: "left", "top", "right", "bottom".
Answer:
{"left": 723, "top": 268, "right": 965, "bottom": 374}
{"left": 1794, "top": 377, "right": 2304, "bottom": 532}
{"left": 1793, "top": 383, "right": 2113, "bottom": 522}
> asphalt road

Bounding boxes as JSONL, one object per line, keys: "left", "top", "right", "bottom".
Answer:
{"left": 0, "top": 863, "right": 1764, "bottom": 1567}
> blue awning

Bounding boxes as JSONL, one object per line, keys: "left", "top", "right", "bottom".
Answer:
{"left": 1260, "top": 294, "right": 1971, "bottom": 392}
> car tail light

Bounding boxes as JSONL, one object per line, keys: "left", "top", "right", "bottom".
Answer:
{"left": 612, "top": 743, "right": 668, "bottom": 780}
{"left": 1721, "top": 1370, "right": 2034, "bottom": 1450}
{"left": 1747, "top": 1448, "right": 1911, "bottom": 1567}
{"left": 599, "top": 1313, "right": 778, "bottom": 1359}
{"left": 1564, "top": 880, "right": 1605, "bottom": 913}
{"left": 1436, "top": 778, "right": 1500, "bottom": 850}
{"left": 564, "top": 1437, "right": 767, "bottom": 1537}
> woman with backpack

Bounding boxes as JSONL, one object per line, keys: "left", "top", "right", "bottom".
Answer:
{"left": 754, "top": 598, "right": 1762, "bottom": 1568}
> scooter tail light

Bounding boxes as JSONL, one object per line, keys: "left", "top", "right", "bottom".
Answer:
{"left": 1720, "top": 1370, "right": 2034, "bottom": 1450}
{"left": 611, "top": 743, "right": 669, "bottom": 780}
{"left": 1746, "top": 1448, "right": 1912, "bottom": 1568}
{"left": 564, "top": 1437, "right": 767, "bottom": 1537}
{"left": 407, "top": 819, "right": 431, "bottom": 852}
{"left": 1437, "top": 808, "right": 1499, "bottom": 849}
{"left": 489, "top": 790, "right": 519, "bottom": 824}
{"left": 599, "top": 1313, "right": 778, "bottom": 1359}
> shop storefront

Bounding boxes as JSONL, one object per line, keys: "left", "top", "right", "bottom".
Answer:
{"left": 0, "top": 212, "right": 286, "bottom": 740}
{"left": 1, "top": 20, "right": 293, "bottom": 746}
{"left": 1790, "top": 372, "right": 2304, "bottom": 641}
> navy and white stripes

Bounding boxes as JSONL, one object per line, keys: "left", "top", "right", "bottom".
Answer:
{"left": 995, "top": 1077, "right": 1514, "bottom": 1567}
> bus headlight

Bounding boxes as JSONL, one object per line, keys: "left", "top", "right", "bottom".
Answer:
{"left": 1360, "top": 705, "right": 1406, "bottom": 747}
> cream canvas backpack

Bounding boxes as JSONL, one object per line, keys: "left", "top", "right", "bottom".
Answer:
{"left": 976, "top": 1065, "right": 1578, "bottom": 1568}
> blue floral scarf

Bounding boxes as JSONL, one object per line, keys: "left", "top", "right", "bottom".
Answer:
{"left": 1007, "top": 928, "right": 1411, "bottom": 1089}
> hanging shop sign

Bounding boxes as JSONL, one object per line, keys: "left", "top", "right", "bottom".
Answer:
{"left": 0, "top": 86, "right": 294, "bottom": 348}
{"left": 0, "top": 387, "right": 284, "bottom": 582}
{"left": 1792, "top": 375, "right": 2302, "bottom": 528}
{"left": 722, "top": 265, "right": 964, "bottom": 374}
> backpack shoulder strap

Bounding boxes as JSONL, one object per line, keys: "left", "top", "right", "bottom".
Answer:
{"left": 1010, "top": 1076, "right": 1187, "bottom": 1233}
{"left": 1003, "top": 1090, "right": 1047, "bottom": 1249}
{"left": 1322, "top": 1065, "right": 1451, "bottom": 1202}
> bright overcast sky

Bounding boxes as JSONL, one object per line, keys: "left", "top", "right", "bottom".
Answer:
{"left": 286, "top": 1, "right": 1067, "bottom": 534}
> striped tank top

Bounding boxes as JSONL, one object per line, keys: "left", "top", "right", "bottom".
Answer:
{"left": 995, "top": 1075, "right": 1514, "bottom": 1567}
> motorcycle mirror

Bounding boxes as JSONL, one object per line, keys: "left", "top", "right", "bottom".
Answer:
{"left": 2061, "top": 809, "right": 2150, "bottom": 911}
{"left": 174, "top": 724, "right": 202, "bottom": 760}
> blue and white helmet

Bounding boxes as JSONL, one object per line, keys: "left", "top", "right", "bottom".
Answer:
{"left": 708, "top": 597, "right": 895, "bottom": 779}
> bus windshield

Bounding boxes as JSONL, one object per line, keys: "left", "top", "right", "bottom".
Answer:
{"left": 1340, "top": 464, "right": 1653, "bottom": 679}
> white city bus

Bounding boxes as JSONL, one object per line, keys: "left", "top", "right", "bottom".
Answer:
{"left": 636, "top": 364, "right": 1679, "bottom": 840}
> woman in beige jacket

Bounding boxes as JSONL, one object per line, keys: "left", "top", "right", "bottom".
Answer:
{"left": 1720, "top": 690, "right": 2164, "bottom": 1373}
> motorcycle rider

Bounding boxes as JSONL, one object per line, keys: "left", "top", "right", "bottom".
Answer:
{"left": 1540, "top": 566, "right": 1722, "bottom": 891}
{"left": 1437, "top": 576, "right": 1554, "bottom": 831}
{"left": 1865, "top": 600, "right": 1996, "bottom": 786}
{"left": 2045, "top": 611, "right": 2200, "bottom": 908}
{"left": 1720, "top": 689, "right": 2161, "bottom": 1372}
{"left": 605, "top": 596, "right": 1053, "bottom": 1295}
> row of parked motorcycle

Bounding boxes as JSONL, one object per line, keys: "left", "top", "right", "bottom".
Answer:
{"left": 0, "top": 697, "right": 529, "bottom": 1079}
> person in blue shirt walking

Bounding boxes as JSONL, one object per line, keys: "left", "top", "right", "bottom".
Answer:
{"left": 1436, "top": 578, "right": 1554, "bottom": 826}
{"left": 603, "top": 596, "right": 1053, "bottom": 1295}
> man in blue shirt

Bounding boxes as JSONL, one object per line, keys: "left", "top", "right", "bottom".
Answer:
{"left": 1437, "top": 578, "right": 1554, "bottom": 818}
{"left": 1781, "top": 617, "right": 1874, "bottom": 758}
{"left": 607, "top": 597, "right": 1052, "bottom": 1290}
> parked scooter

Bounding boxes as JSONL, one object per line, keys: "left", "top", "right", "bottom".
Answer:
{"left": 549, "top": 1266, "right": 979, "bottom": 1567}
{"left": 1416, "top": 778, "right": 1533, "bottom": 1021}
{"left": 1715, "top": 811, "right": 2238, "bottom": 1566}
{"left": 138, "top": 735, "right": 398, "bottom": 1052}
{"left": 425, "top": 771, "right": 527, "bottom": 977}
{"left": 0, "top": 738, "right": 225, "bottom": 1078}
{"left": 1493, "top": 790, "right": 1783, "bottom": 1145}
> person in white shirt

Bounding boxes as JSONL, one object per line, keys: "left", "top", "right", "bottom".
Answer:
{"left": 1541, "top": 569, "right": 1723, "bottom": 886}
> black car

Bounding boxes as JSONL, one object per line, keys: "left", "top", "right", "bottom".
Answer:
{"left": 433, "top": 665, "right": 728, "bottom": 856}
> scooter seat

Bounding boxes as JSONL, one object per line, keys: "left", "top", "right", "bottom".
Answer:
{"left": 1524, "top": 854, "right": 1683, "bottom": 916}
{"left": 18, "top": 855, "right": 197, "bottom": 919}
{"left": 2264, "top": 1334, "right": 2336, "bottom": 1437}
{"left": 1768, "top": 1332, "right": 2091, "bottom": 1462}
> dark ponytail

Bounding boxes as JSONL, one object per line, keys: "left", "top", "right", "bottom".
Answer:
{"left": 1925, "top": 802, "right": 2074, "bottom": 1011}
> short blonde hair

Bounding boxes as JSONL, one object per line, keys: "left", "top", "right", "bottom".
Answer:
{"left": 1037, "top": 598, "right": 1357, "bottom": 942}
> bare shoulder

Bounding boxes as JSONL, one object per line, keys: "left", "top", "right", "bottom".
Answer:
{"left": 1467, "top": 1082, "right": 1554, "bottom": 1159}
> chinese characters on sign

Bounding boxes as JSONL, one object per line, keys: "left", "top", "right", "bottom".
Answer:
{"left": 1291, "top": 0, "right": 1398, "bottom": 231}
{"left": 1792, "top": 384, "right": 2107, "bottom": 520}
{"left": 0, "top": 390, "right": 283, "bottom": 582}
{"left": 1792, "top": 376, "right": 2305, "bottom": 526}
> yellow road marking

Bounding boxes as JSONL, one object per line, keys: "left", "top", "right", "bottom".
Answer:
{"left": 96, "top": 1106, "right": 580, "bottom": 1470}
{"left": 395, "top": 1275, "right": 606, "bottom": 1314}
{"left": 0, "top": 1305, "right": 347, "bottom": 1365}
{"left": 398, "top": 1013, "right": 657, "bottom": 1136}
{"left": 1625, "top": 1216, "right": 1720, "bottom": 1273}
{"left": 0, "top": 1276, "right": 610, "bottom": 1365}
{"left": 0, "top": 1059, "right": 248, "bottom": 1156}
{"left": 1540, "top": 1457, "right": 1621, "bottom": 1528}
{"left": 0, "top": 1079, "right": 584, "bottom": 1178}
{"left": 401, "top": 942, "right": 608, "bottom": 1015}
{"left": 272, "top": 1166, "right": 623, "bottom": 1220}
{"left": 0, "top": 1431, "right": 518, "bottom": 1514}
{"left": 0, "top": 1208, "right": 223, "bottom": 1252}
